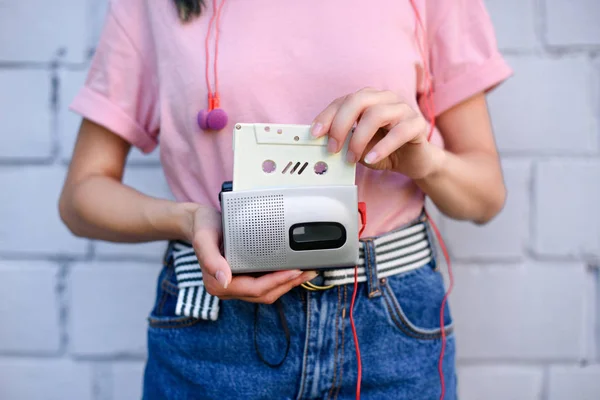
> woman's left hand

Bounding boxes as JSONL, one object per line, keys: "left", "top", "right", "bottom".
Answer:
{"left": 311, "top": 87, "right": 443, "bottom": 180}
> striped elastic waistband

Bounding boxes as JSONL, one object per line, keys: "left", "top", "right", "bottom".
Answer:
{"left": 167, "top": 215, "right": 433, "bottom": 321}
{"left": 320, "top": 220, "right": 433, "bottom": 286}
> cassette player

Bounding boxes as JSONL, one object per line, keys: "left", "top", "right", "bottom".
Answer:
{"left": 219, "top": 123, "right": 361, "bottom": 274}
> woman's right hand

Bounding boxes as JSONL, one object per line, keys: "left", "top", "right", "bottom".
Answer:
{"left": 187, "top": 205, "right": 317, "bottom": 304}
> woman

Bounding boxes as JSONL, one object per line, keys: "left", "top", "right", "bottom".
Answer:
{"left": 59, "top": 0, "right": 511, "bottom": 398}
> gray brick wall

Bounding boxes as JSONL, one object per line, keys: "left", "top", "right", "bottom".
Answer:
{"left": 0, "top": 0, "right": 598, "bottom": 399}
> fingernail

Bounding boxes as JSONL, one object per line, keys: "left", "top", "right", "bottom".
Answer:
{"left": 327, "top": 137, "right": 338, "bottom": 153}
{"left": 346, "top": 150, "right": 357, "bottom": 163}
{"left": 311, "top": 122, "right": 323, "bottom": 137}
{"left": 215, "top": 270, "right": 228, "bottom": 289}
{"left": 364, "top": 151, "right": 378, "bottom": 164}
{"left": 305, "top": 271, "right": 319, "bottom": 281}
{"left": 289, "top": 270, "right": 303, "bottom": 280}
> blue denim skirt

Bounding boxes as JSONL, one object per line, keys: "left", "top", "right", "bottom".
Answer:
{"left": 142, "top": 216, "right": 457, "bottom": 400}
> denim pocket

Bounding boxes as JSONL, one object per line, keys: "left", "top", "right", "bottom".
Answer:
{"left": 380, "top": 261, "right": 453, "bottom": 340}
{"left": 147, "top": 262, "right": 202, "bottom": 329}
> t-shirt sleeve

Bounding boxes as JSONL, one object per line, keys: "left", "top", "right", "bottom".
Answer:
{"left": 426, "top": 0, "right": 513, "bottom": 116}
{"left": 69, "top": 1, "right": 160, "bottom": 153}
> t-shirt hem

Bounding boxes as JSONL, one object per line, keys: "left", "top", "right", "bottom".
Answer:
{"left": 69, "top": 86, "right": 158, "bottom": 154}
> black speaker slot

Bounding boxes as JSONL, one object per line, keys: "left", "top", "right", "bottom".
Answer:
{"left": 289, "top": 222, "right": 346, "bottom": 251}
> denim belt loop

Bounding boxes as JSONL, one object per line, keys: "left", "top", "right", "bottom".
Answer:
{"left": 363, "top": 238, "right": 382, "bottom": 298}
{"left": 163, "top": 241, "right": 174, "bottom": 268}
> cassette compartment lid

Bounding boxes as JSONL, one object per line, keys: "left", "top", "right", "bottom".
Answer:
{"left": 232, "top": 123, "right": 356, "bottom": 192}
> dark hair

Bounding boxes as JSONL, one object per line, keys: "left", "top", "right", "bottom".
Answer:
{"left": 174, "top": 0, "right": 205, "bottom": 22}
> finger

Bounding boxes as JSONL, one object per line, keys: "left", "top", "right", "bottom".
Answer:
{"left": 220, "top": 268, "right": 307, "bottom": 298}
{"left": 328, "top": 89, "right": 398, "bottom": 154}
{"left": 346, "top": 103, "right": 408, "bottom": 163}
{"left": 230, "top": 271, "right": 318, "bottom": 303}
{"left": 310, "top": 96, "right": 345, "bottom": 138}
{"left": 363, "top": 116, "right": 426, "bottom": 165}
{"left": 192, "top": 229, "right": 232, "bottom": 289}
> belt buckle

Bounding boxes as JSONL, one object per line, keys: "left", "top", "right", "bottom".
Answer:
{"left": 300, "top": 271, "right": 334, "bottom": 291}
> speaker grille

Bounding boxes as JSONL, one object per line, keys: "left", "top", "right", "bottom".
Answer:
{"left": 225, "top": 194, "right": 286, "bottom": 271}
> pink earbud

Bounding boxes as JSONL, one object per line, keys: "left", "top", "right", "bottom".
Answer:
{"left": 197, "top": 108, "right": 228, "bottom": 131}
{"left": 197, "top": 93, "right": 228, "bottom": 131}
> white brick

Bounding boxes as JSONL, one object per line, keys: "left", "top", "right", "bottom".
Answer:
{"left": 70, "top": 262, "right": 161, "bottom": 356}
{"left": 534, "top": 160, "right": 600, "bottom": 258}
{"left": 451, "top": 263, "right": 589, "bottom": 360}
{"left": 488, "top": 56, "right": 598, "bottom": 154}
{"left": 0, "top": 167, "right": 88, "bottom": 256}
{"left": 458, "top": 366, "right": 543, "bottom": 400}
{"left": 59, "top": 70, "right": 160, "bottom": 163}
{"left": 0, "top": 70, "right": 52, "bottom": 160}
{"left": 548, "top": 365, "right": 600, "bottom": 400}
{"left": 95, "top": 168, "right": 174, "bottom": 259}
{"left": 112, "top": 362, "right": 145, "bottom": 400}
{"left": 545, "top": 0, "right": 600, "bottom": 46}
{"left": 484, "top": 0, "right": 537, "bottom": 50}
{"left": 0, "top": 262, "right": 60, "bottom": 354}
{"left": 0, "top": 0, "right": 87, "bottom": 63}
{"left": 441, "top": 160, "right": 530, "bottom": 260}
{"left": 0, "top": 359, "right": 93, "bottom": 400}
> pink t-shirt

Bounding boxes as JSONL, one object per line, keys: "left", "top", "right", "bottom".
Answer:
{"left": 70, "top": 0, "right": 512, "bottom": 237}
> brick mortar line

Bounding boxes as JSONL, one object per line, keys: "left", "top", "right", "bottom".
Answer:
{"left": 50, "top": 64, "right": 60, "bottom": 162}
{"left": 92, "top": 362, "right": 112, "bottom": 400}
{"left": 0, "top": 351, "right": 65, "bottom": 359}
{"left": 594, "top": 267, "right": 600, "bottom": 361}
{"left": 0, "top": 254, "right": 161, "bottom": 263}
{"left": 456, "top": 360, "right": 599, "bottom": 368}
{"left": 0, "top": 254, "right": 92, "bottom": 263}
{"left": 541, "top": 366, "right": 549, "bottom": 400}
{"left": 0, "top": 159, "right": 56, "bottom": 166}
{"left": 499, "top": 154, "right": 600, "bottom": 160}
{"left": 57, "top": 262, "right": 70, "bottom": 355}
{"left": 59, "top": 159, "right": 163, "bottom": 168}
{"left": 527, "top": 161, "right": 537, "bottom": 261}
{"left": 0, "top": 354, "right": 146, "bottom": 362}
{"left": 457, "top": 359, "right": 600, "bottom": 366}
{"left": 70, "top": 354, "right": 147, "bottom": 362}
{"left": 593, "top": 57, "right": 600, "bottom": 155}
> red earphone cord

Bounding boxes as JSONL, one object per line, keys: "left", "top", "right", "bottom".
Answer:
{"left": 350, "top": 2, "right": 454, "bottom": 400}
{"left": 208, "top": 0, "right": 451, "bottom": 397}
{"left": 205, "top": 0, "right": 226, "bottom": 111}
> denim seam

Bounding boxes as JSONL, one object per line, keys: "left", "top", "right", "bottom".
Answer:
{"left": 296, "top": 292, "right": 312, "bottom": 400}
{"left": 365, "top": 239, "right": 374, "bottom": 296}
{"left": 381, "top": 289, "right": 437, "bottom": 340}
{"left": 385, "top": 278, "right": 455, "bottom": 335}
{"left": 156, "top": 287, "right": 169, "bottom": 315}
{"left": 161, "top": 278, "right": 179, "bottom": 296}
{"left": 157, "top": 258, "right": 176, "bottom": 314}
{"left": 327, "top": 288, "right": 340, "bottom": 400}
{"left": 333, "top": 285, "right": 348, "bottom": 400}
{"left": 381, "top": 281, "right": 454, "bottom": 340}
{"left": 147, "top": 316, "right": 202, "bottom": 329}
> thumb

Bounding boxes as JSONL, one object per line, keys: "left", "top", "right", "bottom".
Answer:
{"left": 192, "top": 229, "right": 232, "bottom": 289}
